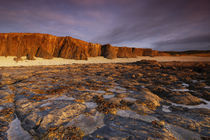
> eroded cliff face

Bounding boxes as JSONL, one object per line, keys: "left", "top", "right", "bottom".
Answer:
{"left": 0, "top": 33, "right": 91, "bottom": 60}
{"left": 0, "top": 33, "right": 159, "bottom": 60}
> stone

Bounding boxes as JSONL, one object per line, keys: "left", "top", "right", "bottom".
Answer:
{"left": 6, "top": 117, "right": 32, "bottom": 140}
{"left": 67, "top": 111, "right": 104, "bottom": 135}
{"left": 116, "top": 109, "right": 159, "bottom": 123}
{"left": 135, "top": 88, "right": 162, "bottom": 110}
{"left": 169, "top": 92, "right": 202, "bottom": 105}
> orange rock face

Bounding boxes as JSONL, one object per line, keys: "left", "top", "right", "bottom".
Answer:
{"left": 101, "top": 44, "right": 119, "bottom": 59}
{"left": 88, "top": 43, "right": 102, "bottom": 57}
{"left": 0, "top": 33, "right": 162, "bottom": 60}
{"left": 0, "top": 33, "right": 91, "bottom": 60}
{"left": 132, "top": 48, "right": 144, "bottom": 56}
{"left": 117, "top": 47, "right": 135, "bottom": 58}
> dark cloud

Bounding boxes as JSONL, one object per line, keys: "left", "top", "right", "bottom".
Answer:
{"left": 154, "top": 34, "right": 210, "bottom": 51}
{"left": 95, "top": 0, "right": 210, "bottom": 50}
{"left": 0, "top": 0, "right": 117, "bottom": 40}
{"left": 0, "top": 0, "right": 210, "bottom": 50}
{"left": 155, "top": 34, "right": 210, "bottom": 45}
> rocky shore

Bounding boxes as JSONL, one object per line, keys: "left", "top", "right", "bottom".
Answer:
{"left": 0, "top": 60, "right": 209, "bottom": 139}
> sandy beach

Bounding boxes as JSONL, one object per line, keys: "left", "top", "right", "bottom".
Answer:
{"left": 0, "top": 56, "right": 210, "bottom": 67}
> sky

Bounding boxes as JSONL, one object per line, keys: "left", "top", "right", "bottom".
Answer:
{"left": 0, "top": 0, "right": 210, "bottom": 51}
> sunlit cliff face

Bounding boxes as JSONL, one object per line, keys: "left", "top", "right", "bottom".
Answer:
{"left": 0, "top": 0, "right": 210, "bottom": 50}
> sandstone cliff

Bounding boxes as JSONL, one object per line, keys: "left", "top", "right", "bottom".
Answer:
{"left": 0, "top": 33, "right": 159, "bottom": 60}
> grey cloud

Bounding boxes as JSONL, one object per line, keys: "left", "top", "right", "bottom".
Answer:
{"left": 155, "top": 34, "right": 210, "bottom": 45}
{"left": 0, "top": 0, "right": 210, "bottom": 51}
{"left": 0, "top": 0, "right": 116, "bottom": 40}
{"left": 153, "top": 34, "right": 210, "bottom": 51}
{"left": 95, "top": 0, "right": 210, "bottom": 50}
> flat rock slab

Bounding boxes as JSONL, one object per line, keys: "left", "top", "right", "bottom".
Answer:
{"left": 0, "top": 61, "right": 209, "bottom": 139}
{"left": 7, "top": 117, "right": 33, "bottom": 140}
{"left": 116, "top": 109, "right": 159, "bottom": 123}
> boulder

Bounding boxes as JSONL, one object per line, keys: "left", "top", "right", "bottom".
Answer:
{"left": 13, "top": 57, "right": 23, "bottom": 62}
{"left": 26, "top": 53, "right": 35, "bottom": 60}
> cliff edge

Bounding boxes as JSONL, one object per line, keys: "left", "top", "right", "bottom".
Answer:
{"left": 0, "top": 33, "right": 160, "bottom": 60}
{"left": 1, "top": 33, "right": 208, "bottom": 60}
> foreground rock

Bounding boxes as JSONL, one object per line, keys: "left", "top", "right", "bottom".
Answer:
{"left": 0, "top": 60, "right": 209, "bottom": 139}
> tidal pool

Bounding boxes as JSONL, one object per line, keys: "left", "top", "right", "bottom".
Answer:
{"left": 171, "top": 98, "right": 210, "bottom": 109}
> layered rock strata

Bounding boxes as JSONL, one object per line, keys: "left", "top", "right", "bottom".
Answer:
{"left": 0, "top": 33, "right": 159, "bottom": 60}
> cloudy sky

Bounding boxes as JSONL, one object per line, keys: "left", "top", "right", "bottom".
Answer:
{"left": 0, "top": 0, "right": 209, "bottom": 51}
